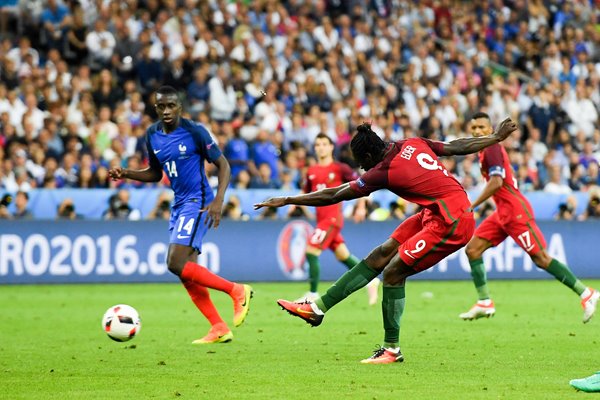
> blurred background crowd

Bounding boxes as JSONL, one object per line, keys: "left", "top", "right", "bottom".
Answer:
{"left": 0, "top": 0, "right": 600, "bottom": 221}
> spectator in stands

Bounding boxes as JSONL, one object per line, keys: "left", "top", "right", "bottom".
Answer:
{"left": 208, "top": 64, "right": 236, "bottom": 123}
{"left": 40, "top": 0, "right": 70, "bottom": 51}
{"left": 13, "top": 190, "right": 32, "bottom": 219}
{"left": 249, "top": 163, "right": 280, "bottom": 189}
{"left": 224, "top": 123, "right": 249, "bottom": 181}
{"left": 65, "top": 6, "right": 88, "bottom": 64}
{"left": 544, "top": 165, "right": 573, "bottom": 195}
{"left": 234, "top": 170, "right": 251, "bottom": 190}
{"left": 85, "top": 18, "right": 115, "bottom": 71}
{"left": 187, "top": 65, "right": 210, "bottom": 116}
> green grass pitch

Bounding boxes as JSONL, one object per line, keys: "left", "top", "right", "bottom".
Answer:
{"left": 1, "top": 280, "right": 598, "bottom": 399}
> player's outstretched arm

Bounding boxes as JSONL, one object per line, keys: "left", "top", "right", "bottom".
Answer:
{"left": 440, "top": 117, "right": 517, "bottom": 156}
{"left": 108, "top": 165, "right": 163, "bottom": 182}
{"left": 254, "top": 183, "right": 360, "bottom": 210}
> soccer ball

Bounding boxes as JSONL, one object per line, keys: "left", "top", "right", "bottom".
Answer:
{"left": 102, "top": 304, "right": 141, "bottom": 342}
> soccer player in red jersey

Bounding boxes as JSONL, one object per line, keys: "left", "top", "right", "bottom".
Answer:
{"left": 460, "top": 112, "right": 599, "bottom": 322}
{"left": 297, "top": 133, "right": 379, "bottom": 304}
{"left": 255, "top": 118, "right": 518, "bottom": 364}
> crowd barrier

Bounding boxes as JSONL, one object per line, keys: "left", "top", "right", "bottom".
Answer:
{"left": 2, "top": 188, "right": 593, "bottom": 220}
{"left": 1, "top": 219, "right": 598, "bottom": 284}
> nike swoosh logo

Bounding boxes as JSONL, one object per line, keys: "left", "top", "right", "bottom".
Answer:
{"left": 295, "top": 307, "right": 314, "bottom": 315}
{"left": 403, "top": 250, "right": 416, "bottom": 259}
{"left": 154, "top": 149, "right": 162, "bottom": 154}
{"left": 177, "top": 234, "right": 190, "bottom": 239}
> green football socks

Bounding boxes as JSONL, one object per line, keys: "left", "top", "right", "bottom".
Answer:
{"left": 342, "top": 254, "right": 360, "bottom": 269}
{"left": 546, "top": 258, "right": 585, "bottom": 295}
{"left": 469, "top": 258, "right": 491, "bottom": 300}
{"left": 315, "top": 260, "right": 379, "bottom": 312}
{"left": 382, "top": 286, "right": 405, "bottom": 348}
{"left": 306, "top": 253, "right": 320, "bottom": 293}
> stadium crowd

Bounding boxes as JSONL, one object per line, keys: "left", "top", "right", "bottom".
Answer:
{"left": 0, "top": 0, "right": 600, "bottom": 220}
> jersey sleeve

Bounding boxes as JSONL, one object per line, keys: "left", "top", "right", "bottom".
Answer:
{"left": 419, "top": 138, "right": 447, "bottom": 156}
{"left": 339, "top": 163, "right": 359, "bottom": 182}
{"left": 145, "top": 129, "right": 162, "bottom": 171}
{"left": 482, "top": 145, "right": 506, "bottom": 178}
{"left": 189, "top": 122, "right": 222, "bottom": 163}
{"left": 348, "top": 165, "right": 387, "bottom": 196}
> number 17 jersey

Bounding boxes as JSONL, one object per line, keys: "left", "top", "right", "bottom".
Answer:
{"left": 479, "top": 143, "right": 535, "bottom": 224}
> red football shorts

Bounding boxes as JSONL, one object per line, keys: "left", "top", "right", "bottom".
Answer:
{"left": 474, "top": 210, "right": 546, "bottom": 256}
{"left": 307, "top": 219, "right": 345, "bottom": 251}
{"left": 392, "top": 209, "right": 475, "bottom": 272}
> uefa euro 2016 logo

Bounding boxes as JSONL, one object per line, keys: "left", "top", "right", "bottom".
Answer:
{"left": 276, "top": 220, "right": 314, "bottom": 280}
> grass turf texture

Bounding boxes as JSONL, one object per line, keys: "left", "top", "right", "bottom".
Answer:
{"left": 1, "top": 281, "right": 598, "bottom": 399}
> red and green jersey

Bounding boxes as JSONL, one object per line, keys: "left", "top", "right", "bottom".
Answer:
{"left": 304, "top": 162, "right": 358, "bottom": 227}
{"left": 349, "top": 138, "right": 470, "bottom": 225}
{"left": 479, "top": 143, "right": 535, "bottom": 223}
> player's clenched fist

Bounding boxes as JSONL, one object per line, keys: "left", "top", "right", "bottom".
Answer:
{"left": 494, "top": 117, "right": 518, "bottom": 141}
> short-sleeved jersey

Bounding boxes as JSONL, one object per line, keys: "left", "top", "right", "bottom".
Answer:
{"left": 304, "top": 162, "right": 358, "bottom": 227}
{"left": 479, "top": 143, "right": 535, "bottom": 223}
{"left": 146, "top": 118, "right": 222, "bottom": 207}
{"left": 349, "top": 138, "right": 469, "bottom": 225}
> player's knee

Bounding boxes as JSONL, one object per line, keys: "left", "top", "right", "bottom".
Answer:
{"left": 531, "top": 251, "right": 551, "bottom": 269}
{"left": 382, "top": 268, "right": 407, "bottom": 286}
{"left": 166, "top": 256, "right": 185, "bottom": 276}
{"left": 465, "top": 243, "right": 481, "bottom": 260}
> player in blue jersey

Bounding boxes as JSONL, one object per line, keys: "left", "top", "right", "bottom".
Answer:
{"left": 109, "top": 86, "right": 253, "bottom": 344}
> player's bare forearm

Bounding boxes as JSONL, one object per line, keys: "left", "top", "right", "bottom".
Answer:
{"left": 470, "top": 176, "right": 502, "bottom": 210}
{"left": 212, "top": 155, "right": 231, "bottom": 203}
{"left": 442, "top": 117, "right": 517, "bottom": 156}
{"left": 254, "top": 183, "right": 360, "bottom": 210}
{"left": 122, "top": 167, "right": 162, "bottom": 182}
{"left": 286, "top": 183, "right": 359, "bottom": 207}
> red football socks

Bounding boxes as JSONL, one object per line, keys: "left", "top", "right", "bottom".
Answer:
{"left": 182, "top": 280, "right": 224, "bottom": 326}
{"left": 181, "top": 261, "right": 235, "bottom": 294}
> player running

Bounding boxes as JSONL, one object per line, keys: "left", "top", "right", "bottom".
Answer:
{"left": 297, "top": 133, "right": 379, "bottom": 305}
{"left": 109, "top": 86, "right": 252, "bottom": 344}
{"left": 459, "top": 112, "right": 599, "bottom": 322}
{"left": 255, "top": 117, "right": 518, "bottom": 364}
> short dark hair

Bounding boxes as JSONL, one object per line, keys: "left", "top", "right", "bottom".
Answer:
{"left": 314, "top": 133, "right": 334, "bottom": 145}
{"left": 351, "top": 123, "right": 386, "bottom": 158}
{"left": 470, "top": 112, "right": 490, "bottom": 121}
{"left": 156, "top": 86, "right": 180, "bottom": 100}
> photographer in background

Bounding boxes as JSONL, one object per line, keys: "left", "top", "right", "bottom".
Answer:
{"left": 556, "top": 196, "right": 578, "bottom": 221}
{"left": 102, "top": 189, "right": 141, "bottom": 221}
{"left": 147, "top": 191, "right": 173, "bottom": 221}
{"left": 57, "top": 198, "right": 80, "bottom": 220}
{"left": 0, "top": 193, "right": 13, "bottom": 219}
{"left": 579, "top": 194, "right": 600, "bottom": 221}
